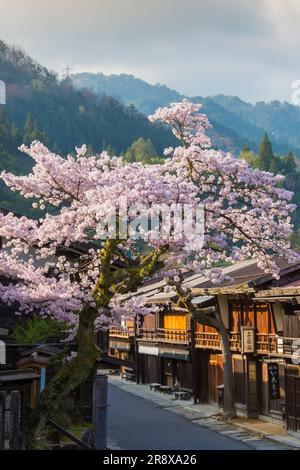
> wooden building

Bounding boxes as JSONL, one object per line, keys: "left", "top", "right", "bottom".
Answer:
{"left": 108, "top": 320, "right": 136, "bottom": 373}
{"left": 188, "top": 254, "right": 300, "bottom": 431}
{"left": 136, "top": 305, "right": 192, "bottom": 390}
{"left": 0, "top": 368, "right": 40, "bottom": 449}
{"left": 121, "top": 252, "right": 300, "bottom": 436}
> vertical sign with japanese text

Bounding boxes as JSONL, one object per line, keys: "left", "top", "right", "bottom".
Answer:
{"left": 268, "top": 362, "right": 280, "bottom": 400}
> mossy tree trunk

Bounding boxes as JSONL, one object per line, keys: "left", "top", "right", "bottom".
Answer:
{"left": 214, "top": 307, "right": 236, "bottom": 419}
{"left": 175, "top": 284, "right": 236, "bottom": 419}
{"left": 26, "top": 242, "right": 168, "bottom": 449}
{"left": 26, "top": 307, "right": 99, "bottom": 449}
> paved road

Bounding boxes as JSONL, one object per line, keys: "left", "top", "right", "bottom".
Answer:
{"left": 107, "top": 384, "right": 251, "bottom": 450}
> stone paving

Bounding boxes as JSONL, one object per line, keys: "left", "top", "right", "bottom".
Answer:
{"left": 107, "top": 375, "right": 300, "bottom": 450}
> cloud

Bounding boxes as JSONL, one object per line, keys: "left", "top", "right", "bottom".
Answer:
{"left": 0, "top": 0, "right": 300, "bottom": 102}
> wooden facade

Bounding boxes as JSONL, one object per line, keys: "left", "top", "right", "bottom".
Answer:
{"left": 107, "top": 320, "right": 136, "bottom": 373}
{"left": 135, "top": 309, "right": 193, "bottom": 391}
{"left": 192, "top": 295, "right": 300, "bottom": 426}
{"left": 113, "top": 258, "right": 300, "bottom": 437}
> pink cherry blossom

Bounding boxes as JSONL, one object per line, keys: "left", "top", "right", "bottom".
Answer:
{"left": 0, "top": 100, "right": 297, "bottom": 331}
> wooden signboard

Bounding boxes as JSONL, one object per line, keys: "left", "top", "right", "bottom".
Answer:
{"left": 268, "top": 362, "right": 280, "bottom": 400}
{"left": 241, "top": 327, "right": 255, "bottom": 354}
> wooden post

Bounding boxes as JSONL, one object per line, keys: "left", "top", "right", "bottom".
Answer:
{"left": 0, "top": 392, "right": 5, "bottom": 450}
{"left": 9, "top": 391, "right": 21, "bottom": 449}
{"left": 134, "top": 314, "right": 140, "bottom": 384}
{"left": 93, "top": 372, "right": 108, "bottom": 450}
{"left": 190, "top": 316, "right": 198, "bottom": 404}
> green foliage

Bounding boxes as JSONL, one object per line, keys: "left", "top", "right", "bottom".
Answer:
{"left": 0, "top": 39, "right": 176, "bottom": 216}
{"left": 11, "top": 316, "right": 69, "bottom": 344}
{"left": 290, "top": 229, "right": 300, "bottom": 248}
{"left": 238, "top": 145, "right": 258, "bottom": 167}
{"left": 123, "top": 137, "right": 164, "bottom": 164}
{"left": 257, "top": 132, "right": 275, "bottom": 170}
{"left": 241, "top": 134, "right": 300, "bottom": 230}
{"left": 72, "top": 75, "right": 300, "bottom": 157}
{"left": 0, "top": 38, "right": 174, "bottom": 157}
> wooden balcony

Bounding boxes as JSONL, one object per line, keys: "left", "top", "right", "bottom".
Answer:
{"left": 229, "top": 331, "right": 242, "bottom": 351}
{"left": 195, "top": 331, "right": 241, "bottom": 351}
{"left": 109, "top": 326, "right": 135, "bottom": 339}
{"left": 195, "top": 331, "right": 299, "bottom": 358}
{"left": 138, "top": 328, "right": 190, "bottom": 344}
{"left": 256, "top": 334, "right": 300, "bottom": 358}
{"left": 195, "top": 331, "right": 221, "bottom": 350}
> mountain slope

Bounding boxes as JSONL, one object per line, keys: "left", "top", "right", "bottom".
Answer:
{"left": 71, "top": 72, "right": 183, "bottom": 116}
{"left": 72, "top": 72, "right": 300, "bottom": 157}
{"left": 0, "top": 40, "right": 175, "bottom": 157}
{"left": 210, "top": 94, "right": 300, "bottom": 155}
{"left": 0, "top": 40, "right": 176, "bottom": 215}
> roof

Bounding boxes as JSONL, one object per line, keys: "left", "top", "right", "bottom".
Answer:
{"left": 125, "top": 249, "right": 300, "bottom": 302}
{"left": 0, "top": 368, "right": 40, "bottom": 383}
{"left": 17, "top": 354, "right": 50, "bottom": 367}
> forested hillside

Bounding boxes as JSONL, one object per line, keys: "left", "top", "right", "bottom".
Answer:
{"left": 0, "top": 40, "right": 175, "bottom": 214}
{"left": 73, "top": 72, "right": 300, "bottom": 157}
{"left": 2, "top": 39, "right": 300, "bottom": 233}
{"left": 71, "top": 72, "right": 181, "bottom": 116}
{"left": 239, "top": 134, "right": 300, "bottom": 237}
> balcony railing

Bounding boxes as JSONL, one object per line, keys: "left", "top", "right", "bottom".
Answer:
{"left": 229, "top": 331, "right": 242, "bottom": 351}
{"left": 195, "top": 331, "right": 221, "bottom": 349}
{"left": 195, "top": 331, "right": 241, "bottom": 351}
{"left": 256, "top": 334, "right": 300, "bottom": 358}
{"left": 109, "top": 326, "right": 135, "bottom": 339}
{"left": 139, "top": 328, "right": 190, "bottom": 344}
{"left": 195, "top": 331, "right": 299, "bottom": 358}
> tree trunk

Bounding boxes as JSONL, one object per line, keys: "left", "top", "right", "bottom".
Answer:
{"left": 214, "top": 308, "right": 236, "bottom": 419}
{"left": 26, "top": 307, "right": 99, "bottom": 449}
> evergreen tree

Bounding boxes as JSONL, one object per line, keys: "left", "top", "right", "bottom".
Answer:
{"left": 23, "top": 113, "right": 48, "bottom": 146}
{"left": 283, "top": 151, "right": 297, "bottom": 174}
{"left": 257, "top": 132, "right": 275, "bottom": 171}
{"left": 0, "top": 106, "right": 8, "bottom": 144}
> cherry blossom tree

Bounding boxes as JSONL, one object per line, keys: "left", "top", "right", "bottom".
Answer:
{"left": 0, "top": 100, "right": 296, "bottom": 446}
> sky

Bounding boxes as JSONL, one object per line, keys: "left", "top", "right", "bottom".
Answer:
{"left": 1, "top": 0, "right": 300, "bottom": 103}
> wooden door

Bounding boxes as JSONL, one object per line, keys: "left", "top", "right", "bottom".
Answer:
{"left": 259, "top": 361, "right": 269, "bottom": 416}
{"left": 177, "top": 361, "right": 193, "bottom": 391}
{"left": 286, "top": 374, "right": 300, "bottom": 432}
{"left": 164, "top": 359, "right": 175, "bottom": 387}
{"left": 208, "top": 354, "right": 223, "bottom": 403}
{"left": 247, "top": 360, "right": 258, "bottom": 417}
{"left": 193, "top": 350, "right": 209, "bottom": 403}
{"left": 144, "top": 355, "right": 158, "bottom": 384}
{"left": 233, "top": 356, "right": 246, "bottom": 405}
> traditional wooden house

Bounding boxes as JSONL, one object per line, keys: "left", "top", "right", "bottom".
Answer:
{"left": 125, "top": 251, "right": 300, "bottom": 435}
{"left": 0, "top": 368, "right": 40, "bottom": 449}
{"left": 254, "top": 284, "right": 300, "bottom": 434}
{"left": 107, "top": 319, "right": 135, "bottom": 373}
{"left": 136, "top": 301, "right": 192, "bottom": 389}
{"left": 188, "top": 253, "right": 300, "bottom": 427}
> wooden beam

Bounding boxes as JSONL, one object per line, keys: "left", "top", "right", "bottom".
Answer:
{"left": 191, "top": 284, "right": 255, "bottom": 296}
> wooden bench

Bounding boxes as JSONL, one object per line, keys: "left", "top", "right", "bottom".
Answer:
{"left": 149, "top": 383, "right": 161, "bottom": 392}
{"left": 158, "top": 385, "right": 173, "bottom": 395}
{"left": 121, "top": 369, "right": 136, "bottom": 382}
{"left": 174, "top": 389, "right": 193, "bottom": 401}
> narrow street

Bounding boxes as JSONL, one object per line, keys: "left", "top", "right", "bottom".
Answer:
{"left": 107, "top": 384, "right": 251, "bottom": 450}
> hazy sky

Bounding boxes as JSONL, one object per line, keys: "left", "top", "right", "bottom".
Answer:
{"left": 1, "top": 0, "right": 300, "bottom": 102}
